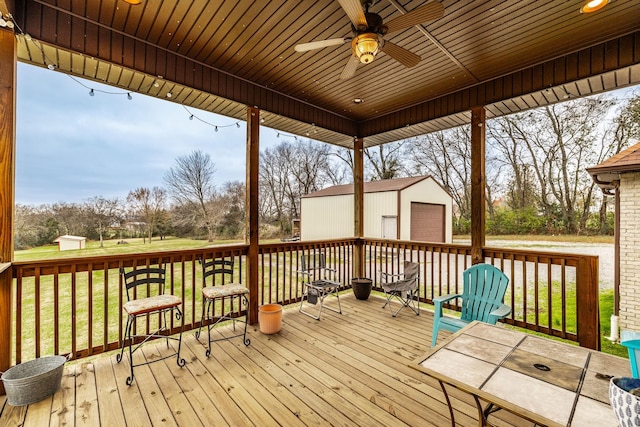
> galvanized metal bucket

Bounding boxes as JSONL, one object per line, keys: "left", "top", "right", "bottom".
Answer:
{"left": 1, "top": 355, "right": 67, "bottom": 406}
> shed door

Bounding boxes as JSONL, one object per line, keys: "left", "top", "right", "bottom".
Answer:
{"left": 411, "top": 203, "right": 445, "bottom": 242}
{"left": 381, "top": 216, "right": 398, "bottom": 240}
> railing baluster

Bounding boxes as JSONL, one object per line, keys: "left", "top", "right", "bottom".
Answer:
{"left": 34, "top": 270, "right": 40, "bottom": 359}
{"left": 8, "top": 239, "right": 600, "bottom": 362}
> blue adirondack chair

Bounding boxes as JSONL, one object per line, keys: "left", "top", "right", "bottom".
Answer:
{"left": 621, "top": 330, "right": 640, "bottom": 378}
{"left": 431, "top": 263, "right": 511, "bottom": 347}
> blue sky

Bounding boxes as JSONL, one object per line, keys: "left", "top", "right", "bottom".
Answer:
{"left": 16, "top": 63, "right": 282, "bottom": 205}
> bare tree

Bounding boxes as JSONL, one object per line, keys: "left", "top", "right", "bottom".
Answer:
{"left": 164, "top": 150, "right": 218, "bottom": 241}
{"left": 259, "top": 140, "right": 335, "bottom": 233}
{"left": 85, "top": 196, "right": 122, "bottom": 248}
{"left": 126, "top": 187, "right": 167, "bottom": 243}
{"left": 407, "top": 127, "right": 472, "bottom": 232}
{"left": 365, "top": 141, "right": 406, "bottom": 180}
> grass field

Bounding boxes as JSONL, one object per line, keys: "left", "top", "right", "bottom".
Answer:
{"left": 14, "top": 237, "right": 244, "bottom": 261}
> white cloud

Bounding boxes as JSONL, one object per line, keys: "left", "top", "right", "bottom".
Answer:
{"left": 16, "top": 63, "right": 280, "bottom": 205}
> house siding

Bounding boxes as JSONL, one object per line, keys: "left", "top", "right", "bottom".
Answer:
{"left": 620, "top": 173, "right": 640, "bottom": 331}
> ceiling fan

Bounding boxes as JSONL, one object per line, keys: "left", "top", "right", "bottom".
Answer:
{"left": 294, "top": 0, "right": 445, "bottom": 79}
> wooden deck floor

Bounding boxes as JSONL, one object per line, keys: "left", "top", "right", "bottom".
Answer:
{"left": 0, "top": 294, "right": 533, "bottom": 426}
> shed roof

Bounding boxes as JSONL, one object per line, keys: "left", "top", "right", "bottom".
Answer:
{"left": 303, "top": 176, "right": 434, "bottom": 198}
{"left": 53, "top": 235, "right": 87, "bottom": 242}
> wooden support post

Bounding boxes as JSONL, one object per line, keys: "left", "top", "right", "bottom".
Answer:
{"left": 576, "top": 256, "right": 600, "bottom": 350}
{"left": 470, "top": 107, "right": 486, "bottom": 265}
{"left": 0, "top": 28, "right": 16, "bottom": 392}
{"left": 353, "top": 138, "right": 364, "bottom": 278}
{"left": 246, "top": 107, "right": 260, "bottom": 324}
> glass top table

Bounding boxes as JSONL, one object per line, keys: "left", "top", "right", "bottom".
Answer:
{"left": 411, "top": 321, "right": 631, "bottom": 426}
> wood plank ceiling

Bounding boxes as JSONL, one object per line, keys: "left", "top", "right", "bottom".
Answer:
{"left": 9, "top": 0, "right": 640, "bottom": 148}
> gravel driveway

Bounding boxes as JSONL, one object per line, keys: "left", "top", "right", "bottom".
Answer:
{"left": 454, "top": 239, "right": 615, "bottom": 290}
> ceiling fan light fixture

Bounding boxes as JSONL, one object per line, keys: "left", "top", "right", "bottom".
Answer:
{"left": 353, "top": 33, "right": 380, "bottom": 64}
{"left": 580, "top": 0, "right": 609, "bottom": 13}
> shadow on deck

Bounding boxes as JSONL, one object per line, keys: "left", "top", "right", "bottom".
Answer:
{"left": 0, "top": 294, "right": 535, "bottom": 426}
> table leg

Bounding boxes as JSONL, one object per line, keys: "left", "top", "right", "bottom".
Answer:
{"left": 439, "top": 381, "right": 456, "bottom": 427}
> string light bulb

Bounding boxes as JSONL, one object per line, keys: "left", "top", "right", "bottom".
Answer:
{"left": 166, "top": 92, "right": 172, "bottom": 98}
{"left": 236, "top": 122, "right": 240, "bottom": 128}
{"left": 89, "top": 89, "right": 94, "bottom": 96}
{"left": 127, "top": 93, "right": 132, "bottom": 100}
{"left": 189, "top": 114, "right": 194, "bottom": 120}
{"left": 215, "top": 126, "right": 218, "bottom": 132}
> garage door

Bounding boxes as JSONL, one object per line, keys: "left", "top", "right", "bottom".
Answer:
{"left": 411, "top": 203, "right": 444, "bottom": 242}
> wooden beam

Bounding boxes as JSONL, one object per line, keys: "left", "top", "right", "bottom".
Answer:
{"left": 360, "top": 31, "right": 640, "bottom": 138}
{"left": 353, "top": 138, "right": 364, "bottom": 278}
{"left": 576, "top": 256, "right": 600, "bottom": 350}
{"left": 0, "top": 27, "right": 16, "bottom": 392}
{"left": 246, "top": 107, "right": 259, "bottom": 324}
{"left": 470, "top": 107, "right": 485, "bottom": 265}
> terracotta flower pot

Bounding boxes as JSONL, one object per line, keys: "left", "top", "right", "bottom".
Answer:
{"left": 258, "top": 304, "right": 283, "bottom": 334}
{"left": 352, "top": 278, "right": 373, "bottom": 300}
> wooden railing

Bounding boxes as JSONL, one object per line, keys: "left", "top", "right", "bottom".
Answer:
{"left": 8, "top": 238, "right": 599, "bottom": 363}
{"left": 364, "top": 239, "right": 599, "bottom": 349}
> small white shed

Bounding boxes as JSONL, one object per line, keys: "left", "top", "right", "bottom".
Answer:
{"left": 301, "top": 176, "right": 453, "bottom": 243}
{"left": 53, "top": 235, "right": 87, "bottom": 251}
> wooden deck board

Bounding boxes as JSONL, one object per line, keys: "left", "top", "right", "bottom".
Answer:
{"left": 0, "top": 294, "right": 538, "bottom": 426}
{"left": 75, "top": 362, "right": 100, "bottom": 426}
{"left": 93, "top": 356, "right": 127, "bottom": 426}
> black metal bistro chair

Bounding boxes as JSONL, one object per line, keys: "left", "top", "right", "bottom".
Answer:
{"left": 195, "top": 257, "right": 250, "bottom": 357}
{"left": 117, "top": 265, "right": 186, "bottom": 385}
{"left": 298, "top": 252, "right": 342, "bottom": 320}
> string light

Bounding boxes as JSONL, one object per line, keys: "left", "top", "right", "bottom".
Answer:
{"left": 12, "top": 24, "right": 327, "bottom": 138}
{"left": 276, "top": 131, "right": 299, "bottom": 141}
{"left": 181, "top": 105, "right": 242, "bottom": 131}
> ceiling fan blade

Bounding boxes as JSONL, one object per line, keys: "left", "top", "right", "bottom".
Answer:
{"left": 337, "top": 0, "right": 368, "bottom": 29}
{"left": 385, "top": 2, "right": 445, "bottom": 34}
{"left": 295, "top": 38, "right": 346, "bottom": 52}
{"left": 381, "top": 41, "right": 421, "bottom": 68}
{"left": 340, "top": 56, "right": 359, "bottom": 80}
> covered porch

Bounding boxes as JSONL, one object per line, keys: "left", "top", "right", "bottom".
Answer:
{"left": 0, "top": 1, "right": 639, "bottom": 417}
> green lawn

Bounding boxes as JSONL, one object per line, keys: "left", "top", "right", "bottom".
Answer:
{"left": 14, "top": 237, "right": 244, "bottom": 261}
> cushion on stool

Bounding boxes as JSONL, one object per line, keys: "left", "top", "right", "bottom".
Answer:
{"left": 123, "top": 294, "right": 182, "bottom": 316}
{"left": 202, "top": 283, "right": 249, "bottom": 299}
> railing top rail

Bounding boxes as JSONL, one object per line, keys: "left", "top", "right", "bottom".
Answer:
{"left": 259, "top": 238, "right": 358, "bottom": 251}
{"left": 483, "top": 246, "right": 598, "bottom": 266}
{"left": 11, "top": 244, "right": 250, "bottom": 277}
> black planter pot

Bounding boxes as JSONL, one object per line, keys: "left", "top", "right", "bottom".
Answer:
{"left": 351, "top": 278, "right": 373, "bottom": 300}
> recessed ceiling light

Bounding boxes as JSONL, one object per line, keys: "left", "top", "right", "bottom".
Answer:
{"left": 580, "top": 0, "right": 609, "bottom": 13}
{"left": 353, "top": 98, "right": 365, "bottom": 104}
{"left": 123, "top": 0, "right": 143, "bottom": 4}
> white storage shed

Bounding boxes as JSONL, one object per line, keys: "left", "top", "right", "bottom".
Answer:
{"left": 53, "top": 235, "right": 87, "bottom": 251}
{"left": 301, "top": 176, "right": 452, "bottom": 243}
